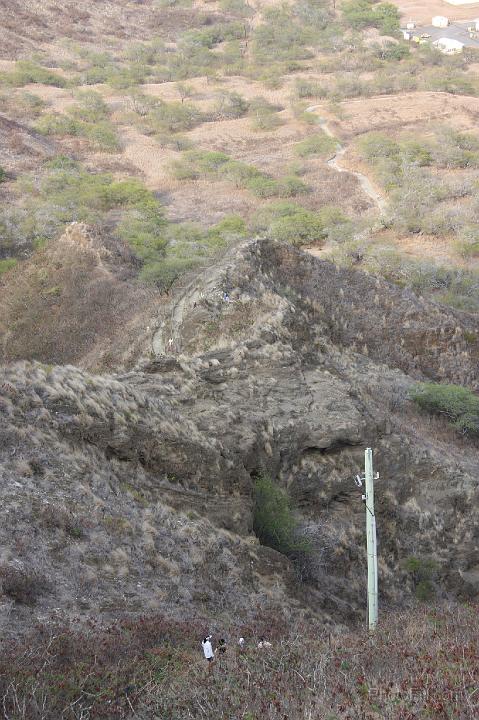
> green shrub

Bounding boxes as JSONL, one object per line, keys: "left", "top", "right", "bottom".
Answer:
{"left": 213, "top": 91, "right": 249, "bottom": 120}
{"left": 219, "top": 160, "right": 261, "bottom": 186}
{"left": 0, "top": 90, "right": 46, "bottom": 119}
{"left": 253, "top": 476, "right": 309, "bottom": 556}
{"left": 182, "top": 21, "right": 246, "bottom": 49}
{"left": 248, "top": 96, "right": 283, "bottom": 131}
{"left": 206, "top": 215, "right": 247, "bottom": 243}
{"left": 172, "top": 150, "right": 309, "bottom": 198}
{"left": 139, "top": 256, "right": 200, "bottom": 287}
{"left": 342, "top": 1, "right": 400, "bottom": 35}
{"left": 150, "top": 101, "right": 203, "bottom": 133}
{"left": 255, "top": 202, "right": 347, "bottom": 245}
{"left": 0, "top": 166, "right": 6, "bottom": 183}
{"left": 0, "top": 258, "right": 17, "bottom": 275}
{"left": 156, "top": 133, "right": 194, "bottom": 151}
{"left": 246, "top": 176, "right": 281, "bottom": 198}
{"left": 277, "top": 176, "right": 310, "bottom": 197}
{"left": 250, "top": 107, "right": 283, "bottom": 131}
{"left": 295, "top": 132, "right": 337, "bottom": 158}
{"left": 454, "top": 226, "right": 479, "bottom": 258}
{"left": 294, "top": 78, "right": 328, "bottom": 99}
{"left": 2, "top": 60, "right": 67, "bottom": 88}
{"left": 373, "top": 41, "right": 409, "bottom": 61}
{"left": 117, "top": 214, "right": 167, "bottom": 263}
{"left": 220, "top": 0, "right": 254, "bottom": 16}
{"left": 36, "top": 113, "right": 121, "bottom": 152}
{"left": 36, "top": 113, "right": 83, "bottom": 137}
{"left": 84, "top": 122, "right": 121, "bottom": 152}
{"left": 430, "top": 129, "right": 479, "bottom": 169}
{"left": 67, "top": 91, "right": 110, "bottom": 123}
{"left": 269, "top": 210, "right": 325, "bottom": 244}
{"left": 359, "top": 132, "right": 400, "bottom": 161}
{"left": 411, "top": 383, "right": 479, "bottom": 436}
{"left": 7, "top": 164, "right": 166, "bottom": 256}
{"left": 252, "top": 8, "right": 313, "bottom": 64}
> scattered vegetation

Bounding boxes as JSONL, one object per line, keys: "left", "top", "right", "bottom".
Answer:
{"left": 0, "top": 159, "right": 246, "bottom": 289}
{"left": 0, "top": 60, "right": 67, "bottom": 88}
{"left": 36, "top": 90, "right": 121, "bottom": 152}
{"left": 172, "top": 150, "right": 311, "bottom": 199}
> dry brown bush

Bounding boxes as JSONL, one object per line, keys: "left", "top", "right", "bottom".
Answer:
{"left": 0, "top": 563, "right": 50, "bottom": 606}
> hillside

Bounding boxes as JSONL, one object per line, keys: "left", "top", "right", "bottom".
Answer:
{"left": 2, "top": 0, "right": 479, "bottom": 369}
{"left": 2, "top": 239, "right": 479, "bottom": 632}
{"left": 1, "top": 1, "right": 479, "bottom": 718}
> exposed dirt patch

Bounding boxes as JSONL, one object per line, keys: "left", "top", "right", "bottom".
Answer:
{"left": 392, "top": 0, "right": 479, "bottom": 24}
{"left": 308, "top": 92, "right": 479, "bottom": 140}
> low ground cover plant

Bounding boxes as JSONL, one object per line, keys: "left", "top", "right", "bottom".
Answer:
{"left": 171, "top": 150, "right": 311, "bottom": 198}
{"left": 411, "top": 383, "right": 479, "bottom": 436}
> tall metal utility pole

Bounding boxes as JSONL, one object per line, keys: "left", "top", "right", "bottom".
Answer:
{"left": 364, "top": 448, "right": 378, "bottom": 631}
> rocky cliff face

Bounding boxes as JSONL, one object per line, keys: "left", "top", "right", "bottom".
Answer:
{"left": 1, "top": 238, "right": 478, "bottom": 635}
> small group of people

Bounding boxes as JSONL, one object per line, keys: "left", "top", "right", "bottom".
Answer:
{"left": 201, "top": 634, "right": 271, "bottom": 666}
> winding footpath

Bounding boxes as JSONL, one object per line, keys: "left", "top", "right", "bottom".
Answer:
{"left": 305, "top": 105, "right": 388, "bottom": 214}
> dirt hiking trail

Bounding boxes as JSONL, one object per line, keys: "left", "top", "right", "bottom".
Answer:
{"left": 306, "top": 105, "right": 388, "bottom": 215}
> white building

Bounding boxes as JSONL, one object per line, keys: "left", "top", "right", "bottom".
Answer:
{"left": 432, "top": 16, "right": 449, "bottom": 27}
{"left": 444, "top": 0, "right": 479, "bottom": 5}
{"left": 433, "top": 37, "right": 464, "bottom": 53}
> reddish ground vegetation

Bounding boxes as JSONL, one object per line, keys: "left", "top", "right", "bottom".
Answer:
{"left": 0, "top": 604, "right": 477, "bottom": 719}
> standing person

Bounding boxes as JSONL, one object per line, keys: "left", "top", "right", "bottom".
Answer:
{"left": 201, "top": 635, "right": 214, "bottom": 670}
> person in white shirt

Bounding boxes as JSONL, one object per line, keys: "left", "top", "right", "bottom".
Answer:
{"left": 201, "top": 635, "right": 214, "bottom": 666}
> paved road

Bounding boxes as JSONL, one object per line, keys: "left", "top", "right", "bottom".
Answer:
{"left": 409, "top": 21, "right": 479, "bottom": 49}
